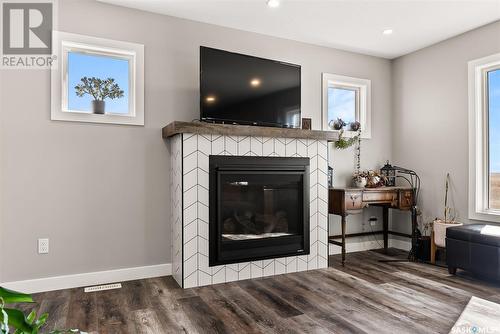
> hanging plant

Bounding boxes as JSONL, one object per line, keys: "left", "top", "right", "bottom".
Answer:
{"left": 353, "top": 121, "right": 361, "bottom": 174}
{"left": 334, "top": 132, "right": 358, "bottom": 149}
{"left": 333, "top": 121, "right": 361, "bottom": 150}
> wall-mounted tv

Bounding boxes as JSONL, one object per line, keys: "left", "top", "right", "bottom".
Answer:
{"left": 200, "top": 47, "right": 301, "bottom": 128}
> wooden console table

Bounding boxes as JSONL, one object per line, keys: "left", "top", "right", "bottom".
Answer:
{"left": 329, "top": 187, "right": 414, "bottom": 265}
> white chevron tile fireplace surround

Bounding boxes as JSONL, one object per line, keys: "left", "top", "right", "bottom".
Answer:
{"left": 167, "top": 123, "right": 330, "bottom": 288}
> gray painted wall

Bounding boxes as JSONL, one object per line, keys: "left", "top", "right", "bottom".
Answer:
{"left": 0, "top": 0, "right": 392, "bottom": 282}
{"left": 391, "top": 21, "right": 500, "bottom": 235}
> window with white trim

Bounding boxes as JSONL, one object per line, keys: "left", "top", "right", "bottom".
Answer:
{"left": 322, "top": 73, "right": 371, "bottom": 138}
{"left": 51, "top": 32, "right": 144, "bottom": 126}
{"left": 469, "top": 53, "right": 500, "bottom": 222}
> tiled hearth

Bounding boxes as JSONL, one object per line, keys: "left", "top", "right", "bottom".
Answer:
{"left": 169, "top": 133, "right": 329, "bottom": 288}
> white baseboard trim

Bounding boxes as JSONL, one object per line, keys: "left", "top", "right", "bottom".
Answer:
{"left": 329, "top": 237, "right": 412, "bottom": 255}
{"left": 389, "top": 238, "right": 412, "bottom": 251}
{"left": 1, "top": 263, "right": 172, "bottom": 294}
{"left": 329, "top": 239, "right": 383, "bottom": 255}
{"left": 2, "top": 237, "right": 411, "bottom": 294}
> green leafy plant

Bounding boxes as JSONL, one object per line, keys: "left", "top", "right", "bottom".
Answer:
{"left": 334, "top": 135, "right": 357, "bottom": 149}
{"left": 0, "top": 287, "right": 81, "bottom": 334}
{"left": 334, "top": 128, "right": 361, "bottom": 150}
{"left": 74, "top": 77, "right": 124, "bottom": 101}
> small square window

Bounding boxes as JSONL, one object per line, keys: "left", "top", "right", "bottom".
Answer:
{"left": 51, "top": 32, "right": 144, "bottom": 126}
{"left": 322, "top": 73, "right": 371, "bottom": 138}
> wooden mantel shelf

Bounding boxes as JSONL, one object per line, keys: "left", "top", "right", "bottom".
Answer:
{"left": 162, "top": 121, "right": 339, "bottom": 142}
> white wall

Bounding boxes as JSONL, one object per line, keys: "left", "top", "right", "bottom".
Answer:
{"left": 391, "top": 21, "right": 500, "bottom": 235}
{"left": 0, "top": 0, "right": 392, "bottom": 282}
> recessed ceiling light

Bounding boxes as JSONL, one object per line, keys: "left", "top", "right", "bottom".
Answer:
{"left": 250, "top": 78, "right": 261, "bottom": 87}
{"left": 205, "top": 96, "right": 216, "bottom": 103}
{"left": 382, "top": 29, "right": 393, "bottom": 35}
{"left": 267, "top": 0, "right": 280, "bottom": 8}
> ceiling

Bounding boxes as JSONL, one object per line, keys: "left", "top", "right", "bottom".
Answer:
{"left": 97, "top": 0, "right": 500, "bottom": 59}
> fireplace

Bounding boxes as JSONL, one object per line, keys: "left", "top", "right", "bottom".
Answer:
{"left": 209, "top": 155, "right": 310, "bottom": 266}
{"left": 168, "top": 129, "right": 328, "bottom": 288}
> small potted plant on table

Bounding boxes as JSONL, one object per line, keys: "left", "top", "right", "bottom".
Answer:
{"left": 75, "top": 76, "right": 124, "bottom": 114}
{"left": 352, "top": 170, "right": 368, "bottom": 188}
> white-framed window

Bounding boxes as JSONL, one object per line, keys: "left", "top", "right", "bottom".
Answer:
{"left": 51, "top": 31, "right": 144, "bottom": 126}
{"left": 468, "top": 52, "right": 500, "bottom": 222}
{"left": 322, "top": 73, "right": 371, "bottom": 138}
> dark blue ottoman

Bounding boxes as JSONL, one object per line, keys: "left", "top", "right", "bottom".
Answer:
{"left": 446, "top": 224, "right": 500, "bottom": 279}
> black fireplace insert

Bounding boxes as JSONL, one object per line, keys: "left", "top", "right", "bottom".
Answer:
{"left": 209, "top": 155, "right": 310, "bottom": 266}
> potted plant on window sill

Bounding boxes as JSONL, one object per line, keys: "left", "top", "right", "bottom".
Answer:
{"left": 75, "top": 77, "right": 124, "bottom": 114}
{"left": 432, "top": 173, "right": 463, "bottom": 250}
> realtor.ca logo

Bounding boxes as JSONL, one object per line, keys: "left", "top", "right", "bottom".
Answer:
{"left": 451, "top": 325, "right": 495, "bottom": 334}
{"left": 1, "top": 0, "right": 56, "bottom": 68}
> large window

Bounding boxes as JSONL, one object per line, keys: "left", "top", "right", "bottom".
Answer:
{"left": 322, "top": 73, "right": 371, "bottom": 138}
{"left": 488, "top": 69, "right": 500, "bottom": 210}
{"left": 469, "top": 53, "right": 500, "bottom": 222}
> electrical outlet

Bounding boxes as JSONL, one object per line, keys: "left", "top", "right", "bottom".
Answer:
{"left": 38, "top": 238, "right": 49, "bottom": 254}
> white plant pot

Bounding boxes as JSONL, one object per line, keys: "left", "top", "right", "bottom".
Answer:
{"left": 433, "top": 219, "right": 463, "bottom": 248}
{"left": 354, "top": 177, "right": 367, "bottom": 188}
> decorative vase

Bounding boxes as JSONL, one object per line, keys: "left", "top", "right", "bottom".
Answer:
{"left": 366, "top": 175, "right": 382, "bottom": 188}
{"left": 332, "top": 121, "right": 343, "bottom": 130}
{"left": 92, "top": 100, "right": 105, "bottom": 114}
{"left": 330, "top": 118, "right": 346, "bottom": 130}
{"left": 350, "top": 121, "right": 361, "bottom": 131}
{"left": 433, "top": 219, "right": 463, "bottom": 248}
{"left": 354, "top": 177, "right": 367, "bottom": 188}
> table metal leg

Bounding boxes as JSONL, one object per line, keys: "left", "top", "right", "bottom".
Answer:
{"left": 383, "top": 206, "right": 389, "bottom": 253}
{"left": 341, "top": 215, "right": 346, "bottom": 266}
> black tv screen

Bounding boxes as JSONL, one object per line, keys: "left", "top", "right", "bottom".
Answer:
{"left": 200, "top": 47, "right": 301, "bottom": 128}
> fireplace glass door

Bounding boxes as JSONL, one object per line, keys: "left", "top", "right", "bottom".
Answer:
{"left": 209, "top": 156, "right": 309, "bottom": 266}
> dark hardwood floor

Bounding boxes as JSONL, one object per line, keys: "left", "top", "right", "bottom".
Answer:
{"left": 19, "top": 249, "right": 500, "bottom": 333}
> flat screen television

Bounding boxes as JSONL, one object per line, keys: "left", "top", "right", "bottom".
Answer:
{"left": 200, "top": 47, "right": 301, "bottom": 128}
